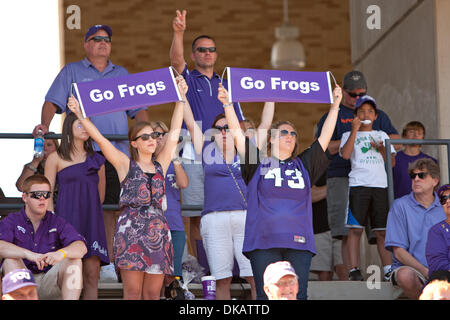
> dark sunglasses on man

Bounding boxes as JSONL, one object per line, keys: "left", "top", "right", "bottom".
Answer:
{"left": 409, "top": 172, "right": 429, "bottom": 180}
{"left": 345, "top": 90, "right": 366, "bottom": 98}
{"left": 196, "top": 47, "right": 216, "bottom": 53}
{"left": 88, "top": 35, "right": 112, "bottom": 43}
{"left": 133, "top": 132, "right": 164, "bottom": 141}
{"left": 26, "top": 191, "right": 52, "bottom": 200}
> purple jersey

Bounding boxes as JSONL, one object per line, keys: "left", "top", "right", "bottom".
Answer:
{"left": 201, "top": 141, "right": 247, "bottom": 216}
{"left": 241, "top": 140, "right": 330, "bottom": 255}
{"left": 0, "top": 208, "right": 86, "bottom": 274}
{"left": 164, "top": 162, "right": 185, "bottom": 231}
{"left": 393, "top": 151, "right": 437, "bottom": 199}
{"left": 425, "top": 220, "right": 450, "bottom": 277}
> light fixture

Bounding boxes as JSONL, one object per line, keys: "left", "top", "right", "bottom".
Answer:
{"left": 271, "top": 0, "right": 306, "bottom": 70}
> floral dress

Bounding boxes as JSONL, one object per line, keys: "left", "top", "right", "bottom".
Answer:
{"left": 114, "top": 159, "right": 174, "bottom": 275}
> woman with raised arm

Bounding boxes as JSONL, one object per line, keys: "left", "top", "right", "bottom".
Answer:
{"left": 67, "top": 77, "right": 187, "bottom": 300}
{"left": 44, "top": 113, "right": 107, "bottom": 300}
{"left": 182, "top": 93, "right": 274, "bottom": 300}
{"left": 219, "top": 83, "right": 342, "bottom": 300}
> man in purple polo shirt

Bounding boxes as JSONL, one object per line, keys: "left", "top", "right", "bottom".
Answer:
{"left": 33, "top": 25, "right": 149, "bottom": 280}
{"left": 170, "top": 10, "right": 245, "bottom": 259}
{"left": 0, "top": 175, "right": 87, "bottom": 300}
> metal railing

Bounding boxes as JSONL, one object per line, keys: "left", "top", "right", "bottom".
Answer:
{"left": 0, "top": 132, "right": 202, "bottom": 216}
{"left": 385, "top": 138, "right": 450, "bottom": 207}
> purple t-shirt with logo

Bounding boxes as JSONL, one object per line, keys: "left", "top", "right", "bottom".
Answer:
{"left": 164, "top": 162, "right": 185, "bottom": 231}
{"left": 201, "top": 141, "right": 247, "bottom": 216}
{"left": 393, "top": 151, "right": 437, "bottom": 199}
{"left": 45, "top": 58, "right": 145, "bottom": 155}
{"left": 0, "top": 208, "right": 86, "bottom": 274}
{"left": 241, "top": 139, "right": 330, "bottom": 255}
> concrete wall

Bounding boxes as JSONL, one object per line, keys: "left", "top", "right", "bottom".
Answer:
{"left": 350, "top": 0, "right": 439, "bottom": 161}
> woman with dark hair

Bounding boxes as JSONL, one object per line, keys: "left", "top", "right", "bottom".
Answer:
{"left": 67, "top": 77, "right": 187, "bottom": 300}
{"left": 44, "top": 112, "right": 107, "bottom": 299}
{"left": 219, "top": 82, "right": 342, "bottom": 300}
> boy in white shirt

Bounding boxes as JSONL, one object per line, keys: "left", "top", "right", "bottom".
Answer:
{"left": 340, "top": 95, "right": 395, "bottom": 281}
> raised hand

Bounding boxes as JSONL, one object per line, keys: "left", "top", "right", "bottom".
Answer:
{"left": 67, "top": 96, "right": 84, "bottom": 119}
{"left": 217, "top": 83, "right": 230, "bottom": 105}
{"left": 176, "top": 75, "right": 188, "bottom": 96}
{"left": 333, "top": 85, "right": 343, "bottom": 104}
{"left": 173, "top": 9, "right": 186, "bottom": 33}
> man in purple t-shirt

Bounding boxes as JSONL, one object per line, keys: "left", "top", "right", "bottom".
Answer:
{"left": 170, "top": 10, "right": 245, "bottom": 260}
{"left": 0, "top": 175, "right": 87, "bottom": 300}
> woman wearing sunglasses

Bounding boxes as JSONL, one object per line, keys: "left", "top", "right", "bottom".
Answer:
{"left": 182, "top": 94, "right": 275, "bottom": 300}
{"left": 426, "top": 184, "right": 450, "bottom": 278}
{"left": 219, "top": 83, "right": 342, "bottom": 300}
{"left": 66, "top": 77, "right": 187, "bottom": 300}
{"left": 44, "top": 113, "right": 107, "bottom": 300}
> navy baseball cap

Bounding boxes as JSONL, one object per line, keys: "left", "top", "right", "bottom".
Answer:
{"left": 2, "top": 269, "right": 37, "bottom": 295}
{"left": 355, "top": 95, "right": 377, "bottom": 110}
{"left": 85, "top": 24, "right": 112, "bottom": 42}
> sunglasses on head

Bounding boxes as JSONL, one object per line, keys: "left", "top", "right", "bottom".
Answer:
{"left": 439, "top": 194, "right": 450, "bottom": 205}
{"left": 26, "top": 191, "right": 52, "bottom": 200}
{"left": 280, "top": 129, "right": 297, "bottom": 137}
{"left": 214, "top": 125, "right": 229, "bottom": 132}
{"left": 133, "top": 132, "right": 163, "bottom": 141}
{"left": 409, "top": 172, "right": 429, "bottom": 180}
{"left": 88, "top": 35, "right": 111, "bottom": 43}
{"left": 196, "top": 46, "right": 216, "bottom": 53}
{"left": 346, "top": 90, "right": 366, "bottom": 98}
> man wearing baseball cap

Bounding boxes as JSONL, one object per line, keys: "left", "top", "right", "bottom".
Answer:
{"left": 33, "top": 24, "right": 150, "bottom": 283}
{"left": 315, "top": 70, "right": 400, "bottom": 279}
{"left": 2, "top": 269, "right": 38, "bottom": 300}
{"left": 263, "top": 261, "right": 299, "bottom": 300}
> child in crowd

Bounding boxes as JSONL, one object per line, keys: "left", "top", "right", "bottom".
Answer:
{"left": 393, "top": 121, "right": 437, "bottom": 199}
{"left": 340, "top": 95, "right": 395, "bottom": 281}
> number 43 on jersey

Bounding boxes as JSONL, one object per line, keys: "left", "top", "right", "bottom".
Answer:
{"left": 264, "top": 167, "right": 305, "bottom": 189}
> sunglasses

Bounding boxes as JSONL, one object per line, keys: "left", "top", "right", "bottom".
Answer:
{"left": 346, "top": 91, "right": 366, "bottom": 98}
{"left": 409, "top": 172, "right": 429, "bottom": 180}
{"left": 88, "top": 35, "right": 112, "bottom": 43}
{"left": 133, "top": 132, "right": 164, "bottom": 141}
{"left": 214, "top": 125, "right": 229, "bottom": 132}
{"left": 196, "top": 46, "right": 216, "bottom": 53}
{"left": 26, "top": 191, "right": 52, "bottom": 200}
{"left": 280, "top": 129, "right": 297, "bottom": 137}
{"left": 439, "top": 194, "right": 450, "bottom": 205}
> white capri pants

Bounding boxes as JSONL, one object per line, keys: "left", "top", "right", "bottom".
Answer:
{"left": 200, "top": 210, "right": 253, "bottom": 280}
